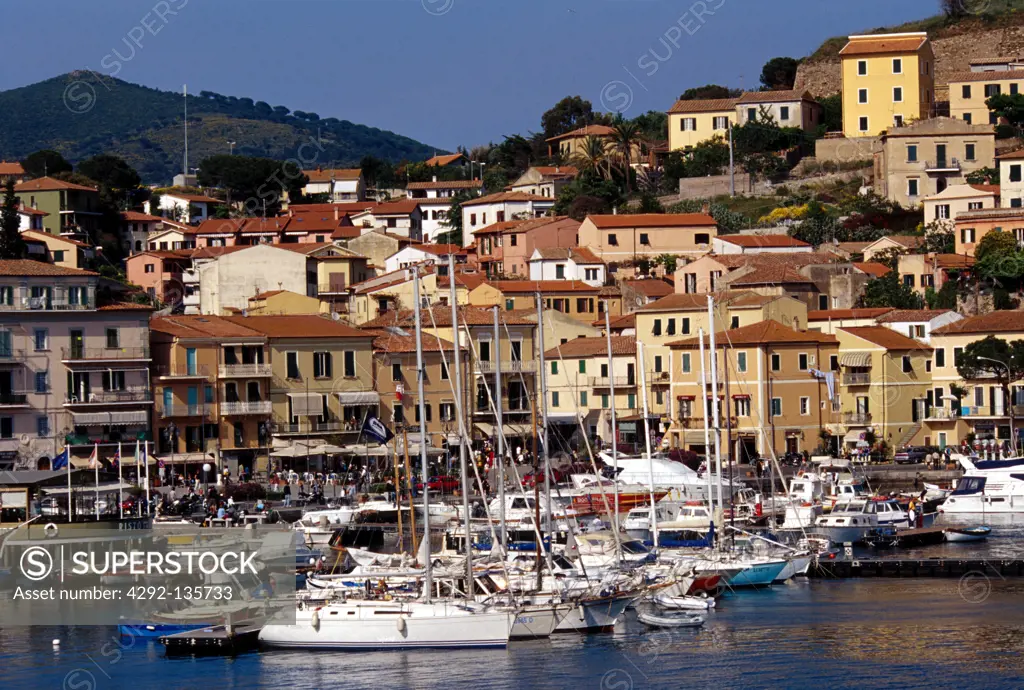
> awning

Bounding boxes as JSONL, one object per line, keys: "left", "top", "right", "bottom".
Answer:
{"left": 72, "top": 411, "right": 148, "bottom": 426}
{"left": 336, "top": 391, "right": 380, "bottom": 405}
{"left": 473, "top": 422, "right": 532, "bottom": 438}
{"left": 840, "top": 353, "right": 872, "bottom": 368}
{"left": 843, "top": 430, "right": 866, "bottom": 443}
{"left": 677, "top": 395, "right": 696, "bottom": 400}
{"left": 732, "top": 393, "right": 750, "bottom": 399}
{"left": 288, "top": 392, "right": 323, "bottom": 416}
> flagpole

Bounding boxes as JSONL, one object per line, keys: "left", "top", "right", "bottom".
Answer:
{"left": 93, "top": 443, "right": 99, "bottom": 520}
{"left": 66, "top": 444, "right": 73, "bottom": 522}
{"left": 117, "top": 442, "right": 124, "bottom": 519}
{"left": 143, "top": 441, "right": 151, "bottom": 515}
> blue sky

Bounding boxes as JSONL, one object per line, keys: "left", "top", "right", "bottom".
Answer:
{"left": 1, "top": 0, "right": 938, "bottom": 151}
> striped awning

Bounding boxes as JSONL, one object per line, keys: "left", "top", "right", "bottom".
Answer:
{"left": 336, "top": 391, "right": 380, "bottom": 405}
{"left": 72, "top": 411, "right": 148, "bottom": 426}
{"left": 288, "top": 392, "right": 323, "bottom": 416}
{"left": 840, "top": 353, "right": 872, "bottom": 368}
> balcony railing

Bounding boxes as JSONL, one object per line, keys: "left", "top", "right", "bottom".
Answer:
{"left": 476, "top": 360, "right": 537, "bottom": 374}
{"left": 962, "top": 405, "right": 1009, "bottom": 418}
{"left": 843, "top": 411, "right": 872, "bottom": 425}
{"left": 65, "top": 430, "right": 150, "bottom": 446}
{"left": 0, "top": 300, "right": 91, "bottom": 312}
{"left": 221, "top": 400, "right": 272, "bottom": 415}
{"left": 475, "top": 397, "right": 531, "bottom": 414}
{"left": 0, "top": 349, "right": 27, "bottom": 362}
{"left": 649, "top": 371, "right": 670, "bottom": 384}
{"left": 0, "top": 393, "right": 28, "bottom": 406}
{"left": 589, "top": 376, "right": 637, "bottom": 388}
{"left": 159, "top": 403, "right": 207, "bottom": 418}
{"left": 62, "top": 347, "right": 150, "bottom": 361}
{"left": 318, "top": 281, "right": 348, "bottom": 294}
{"left": 183, "top": 270, "right": 199, "bottom": 285}
{"left": 65, "top": 389, "right": 153, "bottom": 405}
{"left": 926, "top": 407, "right": 960, "bottom": 421}
{"left": 219, "top": 363, "right": 272, "bottom": 378}
{"left": 924, "top": 158, "right": 960, "bottom": 172}
{"left": 272, "top": 420, "right": 353, "bottom": 435}
{"left": 843, "top": 372, "right": 871, "bottom": 386}
{"left": 155, "top": 364, "right": 211, "bottom": 379}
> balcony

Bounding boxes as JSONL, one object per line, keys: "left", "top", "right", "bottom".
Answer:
{"left": 62, "top": 346, "right": 150, "bottom": 362}
{"left": 158, "top": 403, "right": 209, "bottom": 418}
{"left": 961, "top": 405, "right": 1010, "bottom": 418}
{"left": 476, "top": 360, "right": 537, "bottom": 374}
{"left": 183, "top": 269, "right": 199, "bottom": 285}
{"left": 155, "top": 364, "right": 212, "bottom": 379}
{"left": 0, "top": 349, "right": 27, "bottom": 364}
{"left": 926, "top": 407, "right": 960, "bottom": 421}
{"left": 843, "top": 372, "right": 871, "bottom": 386}
{"left": 649, "top": 371, "right": 671, "bottom": 385}
{"left": 843, "top": 411, "right": 872, "bottom": 426}
{"left": 65, "top": 389, "right": 152, "bottom": 405}
{"left": 318, "top": 280, "right": 348, "bottom": 295}
{"left": 219, "top": 363, "right": 272, "bottom": 378}
{"left": 0, "top": 299, "right": 91, "bottom": 312}
{"left": 924, "top": 158, "right": 960, "bottom": 173}
{"left": 474, "top": 397, "right": 531, "bottom": 415}
{"left": 221, "top": 400, "right": 272, "bottom": 415}
{"left": 589, "top": 376, "right": 637, "bottom": 388}
{"left": 65, "top": 430, "right": 150, "bottom": 446}
{"left": 272, "top": 419, "right": 355, "bottom": 435}
{"left": 0, "top": 393, "right": 28, "bottom": 407}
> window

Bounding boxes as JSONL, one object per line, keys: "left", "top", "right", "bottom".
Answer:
{"left": 735, "top": 398, "right": 750, "bottom": 417}
{"left": 440, "top": 359, "right": 449, "bottom": 380}
{"left": 780, "top": 106, "right": 790, "bottom": 121}
{"left": 902, "top": 355, "right": 913, "bottom": 373}
{"left": 555, "top": 264, "right": 565, "bottom": 279}
{"left": 907, "top": 145, "right": 917, "bottom": 162}
{"left": 105, "top": 328, "right": 119, "bottom": 348}
{"left": 858, "top": 88, "right": 868, "bottom": 104}
{"left": 601, "top": 394, "right": 609, "bottom": 408}
{"left": 892, "top": 58, "right": 902, "bottom": 74}
{"left": 580, "top": 391, "right": 588, "bottom": 406}
{"left": 652, "top": 319, "right": 662, "bottom": 336}
{"left": 954, "top": 347, "right": 964, "bottom": 365}
{"left": 731, "top": 316, "right": 740, "bottom": 329}
{"left": 654, "top": 355, "right": 663, "bottom": 373}
{"left": 52, "top": 250, "right": 65, "bottom": 263}
{"left": 935, "top": 348, "right": 945, "bottom": 368}
{"left": 936, "top": 204, "right": 950, "bottom": 220}
{"left": 37, "top": 416, "right": 49, "bottom": 437}
{"left": 511, "top": 340, "right": 522, "bottom": 362}
{"left": 35, "top": 370, "right": 48, "bottom": 393}
{"left": 747, "top": 107, "right": 757, "bottom": 122}
{"left": 904, "top": 275, "right": 916, "bottom": 288}
{"left": 440, "top": 402, "right": 455, "bottom": 422}
{"left": 205, "top": 385, "right": 214, "bottom": 404}
{"left": 551, "top": 361, "right": 558, "bottom": 375}
{"left": 1013, "top": 199, "right": 1023, "bottom": 209}
{"left": 830, "top": 355, "right": 839, "bottom": 371}
{"left": 101, "top": 370, "right": 125, "bottom": 391}
{"left": 479, "top": 340, "right": 491, "bottom": 362}
{"left": 800, "top": 397, "right": 810, "bottom": 415}
{"left": 286, "top": 352, "right": 300, "bottom": 380}
{"left": 578, "top": 360, "right": 586, "bottom": 374}
{"left": 144, "top": 264, "right": 155, "bottom": 274}
{"left": 737, "top": 351, "right": 747, "bottom": 373}
{"left": 1012, "top": 165, "right": 1023, "bottom": 183}
{"left": 908, "top": 179, "right": 919, "bottom": 197}
{"left": 68, "top": 286, "right": 85, "bottom": 305}
{"left": 393, "top": 403, "right": 404, "bottom": 424}
{"left": 893, "top": 86, "right": 903, "bottom": 102}
{"left": 344, "top": 351, "right": 356, "bottom": 377}
{"left": 470, "top": 213, "right": 477, "bottom": 226}
{"left": 963, "top": 84, "right": 972, "bottom": 99}
{"left": 655, "top": 390, "right": 663, "bottom": 405}
{"left": 666, "top": 319, "right": 676, "bottom": 336}
{"left": 33, "top": 329, "right": 48, "bottom": 351}
{"left": 552, "top": 391, "right": 560, "bottom": 408}
{"left": 505, "top": 299, "right": 514, "bottom": 311}
{"left": 771, "top": 353, "right": 781, "bottom": 371}
{"left": 313, "top": 352, "right": 332, "bottom": 379}
{"left": 798, "top": 353, "right": 809, "bottom": 370}
{"left": 639, "top": 233, "right": 650, "bottom": 246}
{"left": 894, "top": 115, "right": 904, "bottom": 128}
{"left": 682, "top": 318, "right": 690, "bottom": 335}
{"left": 681, "top": 353, "right": 691, "bottom": 374}
{"left": 991, "top": 111, "right": 1000, "bottom": 125}
{"left": 713, "top": 116, "right": 728, "bottom": 130}
{"left": 414, "top": 403, "right": 432, "bottom": 423}
{"left": 961, "top": 227, "right": 976, "bottom": 244}
{"left": 965, "top": 143, "right": 976, "bottom": 161}
{"left": 509, "top": 234, "right": 517, "bottom": 246}
{"left": 771, "top": 398, "right": 782, "bottom": 417}
{"left": 818, "top": 295, "right": 828, "bottom": 310}
{"left": 964, "top": 113, "right": 972, "bottom": 124}
{"left": 859, "top": 116, "right": 869, "bottom": 132}
{"left": 600, "top": 363, "right": 608, "bottom": 377}
{"left": 607, "top": 233, "right": 618, "bottom": 246}
{"left": 858, "top": 60, "right": 867, "bottom": 76}
{"left": 392, "top": 362, "right": 402, "bottom": 382}
{"left": 628, "top": 393, "right": 636, "bottom": 408}
{"left": 678, "top": 117, "right": 695, "bottom": 131}
{"left": 985, "top": 83, "right": 1002, "bottom": 98}
{"left": 968, "top": 201, "right": 983, "bottom": 210}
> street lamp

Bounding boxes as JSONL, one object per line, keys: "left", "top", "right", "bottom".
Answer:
{"left": 977, "top": 356, "right": 1018, "bottom": 454}
{"left": 166, "top": 422, "right": 177, "bottom": 487}
{"left": 227, "top": 140, "right": 236, "bottom": 155}
{"left": 202, "top": 462, "right": 212, "bottom": 497}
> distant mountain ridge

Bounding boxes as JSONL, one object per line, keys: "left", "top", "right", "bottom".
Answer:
{"left": 0, "top": 72, "right": 441, "bottom": 184}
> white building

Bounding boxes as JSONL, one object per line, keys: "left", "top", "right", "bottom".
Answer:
{"left": 197, "top": 244, "right": 315, "bottom": 314}
{"left": 877, "top": 308, "right": 964, "bottom": 344}
{"left": 405, "top": 178, "right": 483, "bottom": 242}
{"left": 712, "top": 234, "right": 813, "bottom": 254}
{"left": 922, "top": 183, "right": 999, "bottom": 230}
{"left": 998, "top": 150, "right": 1024, "bottom": 208}
{"left": 302, "top": 168, "right": 365, "bottom": 202}
{"left": 147, "top": 192, "right": 221, "bottom": 225}
{"left": 528, "top": 247, "right": 606, "bottom": 286}
{"left": 735, "top": 90, "right": 822, "bottom": 131}
{"left": 461, "top": 192, "right": 554, "bottom": 245}
{"left": 17, "top": 205, "right": 46, "bottom": 232}
{"left": 350, "top": 200, "right": 423, "bottom": 241}
{"left": 508, "top": 166, "right": 578, "bottom": 198}
{"left": 384, "top": 244, "right": 468, "bottom": 273}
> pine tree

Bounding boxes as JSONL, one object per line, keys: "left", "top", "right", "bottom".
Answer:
{"left": 0, "top": 179, "right": 25, "bottom": 260}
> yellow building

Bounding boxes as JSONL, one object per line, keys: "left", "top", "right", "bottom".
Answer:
{"left": 836, "top": 326, "right": 932, "bottom": 453}
{"left": 840, "top": 32, "right": 935, "bottom": 137}
{"left": 948, "top": 70, "right": 1024, "bottom": 126}
{"left": 468, "top": 280, "right": 619, "bottom": 324}
{"left": 243, "top": 289, "right": 323, "bottom": 316}
{"left": 667, "top": 98, "right": 737, "bottom": 151}
{"left": 666, "top": 321, "right": 839, "bottom": 459}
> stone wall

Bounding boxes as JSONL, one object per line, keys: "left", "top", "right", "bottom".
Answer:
{"left": 814, "top": 136, "right": 882, "bottom": 164}
{"left": 678, "top": 173, "right": 770, "bottom": 199}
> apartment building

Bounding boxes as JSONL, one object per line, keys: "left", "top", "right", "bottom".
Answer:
{"left": 301, "top": 168, "right": 365, "bottom": 203}
{"left": 469, "top": 281, "right": 616, "bottom": 324}
{"left": 807, "top": 307, "right": 895, "bottom": 335}
{"left": 922, "top": 183, "right": 999, "bottom": 230}
{"left": 948, "top": 70, "right": 1024, "bottom": 125}
{"left": 735, "top": 90, "right": 822, "bottom": 130}
{"left": 577, "top": 213, "right": 717, "bottom": 266}
{"left": 997, "top": 149, "right": 1024, "bottom": 208}
{"left": 14, "top": 177, "right": 101, "bottom": 238}
{"left": 528, "top": 248, "right": 605, "bottom": 286}
{"left": 877, "top": 309, "right": 963, "bottom": 344}
{"left": 666, "top": 320, "right": 839, "bottom": 460}
{"left": 897, "top": 252, "right": 975, "bottom": 297}
{"left": 507, "top": 166, "right": 578, "bottom": 198}
{"left": 954, "top": 208, "right": 1024, "bottom": 256}
{"left": 462, "top": 192, "right": 555, "bottom": 245}
{"left": 474, "top": 217, "right": 581, "bottom": 279}
{"left": 840, "top": 32, "right": 935, "bottom": 137}
{"left": 667, "top": 98, "right": 738, "bottom": 151}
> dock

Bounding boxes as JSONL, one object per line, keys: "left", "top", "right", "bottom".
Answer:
{"left": 809, "top": 558, "right": 1024, "bottom": 579}
{"left": 160, "top": 622, "right": 262, "bottom": 657}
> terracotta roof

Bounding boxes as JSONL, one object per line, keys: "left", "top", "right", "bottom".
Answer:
{"left": 121, "top": 211, "right": 165, "bottom": 222}
{"left": 948, "top": 69, "right": 1024, "bottom": 83}
{"left": 222, "top": 314, "right": 371, "bottom": 339}
{"left": 372, "top": 332, "right": 461, "bottom": 353}
{"left": 727, "top": 265, "right": 814, "bottom": 286}
{"left": 461, "top": 191, "right": 551, "bottom": 207}
{"left": 839, "top": 326, "right": 932, "bottom": 351}
{"left": 163, "top": 191, "right": 221, "bottom": 204}
{"left": 596, "top": 312, "right": 636, "bottom": 330}
{"left": 544, "top": 335, "right": 636, "bottom": 359}
{"left": 531, "top": 247, "right": 604, "bottom": 263}
{"left": 15, "top": 176, "right": 96, "bottom": 192}
{"left": 954, "top": 207, "right": 1024, "bottom": 221}
{"left": 545, "top": 124, "right": 616, "bottom": 142}
{"left": 933, "top": 311, "right": 1024, "bottom": 335}
{"left": 285, "top": 213, "right": 347, "bottom": 234}
{"left": 837, "top": 241, "right": 871, "bottom": 254}
{"left": 425, "top": 153, "right": 466, "bottom": 167}
{"left": 853, "top": 262, "right": 891, "bottom": 277}
{"left": 637, "top": 291, "right": 753, "bottom": 313}
{"left": 21, "top": 230, "right": 92, "bottom": 248}
{"left": 332, "top": 226, "right": 361, "bottom": 240}
{"left": 934, "top": 254, "right": 974, "bottom": 269}
{"left": 0, "top": 259, "right": 97, "bottom": 276}
{"left": 287, "top": 202, "right": 378, "bottom": 214}
{"left": 0, "top": 161, "right": 24, "bottom": 176}
{"left": 587, "top": 213, "right": 716, "bottom": 229}
{"left": 669, "top": 320, "right": 838, "bottom": 349}
{"left": 877, "top": 309, "right": 954, "bottom": 323}
{"left": 488, "top": 280, "right": 600, "bottom": 294}
{"left": 406, "top": 179, "right": 482, "bottom": 191}
{"left": 188, "top": 245, "right": 250, "bottom": 259}
{"left": 838, "top": 34, "right": 929, "bottom": 57}
{"left": 717, "top": 234, "right": 810, "bottom": 248}
{"left": 240, "top": 217, "right": 290, "bottom": 234}
{"left": 967, "top": 184, "right": 1001, "bottom": 195}
{"left": 194, "top": 218, "right": 243, "bottom": 235}
{"left": 373, "top": 199, "right": 420, "bottom": 216}
{"left": 250, "top": 290, "right": 287, "bottom": 300}
{"left": 361, "top": 305, "right": 534, "bottom": 329}
{"left": 736, "top": 90, "right": 816, "bottom": 104}
{"left": 970, "top": 57, "right": 1020, "bottom": 65}
{"left": 274, "top": 242, "right": 347, "bottom": 256}
{"left": 150, "top": 315, "right": 265, "bottom": 339}
{"left": 870, "top": 234, "right": 926, "bottom": 249}
{"left": 622, "top": 279, "right": 673, "bottom": 298}
{"left": 418, "top": 243, "right": 466, "bottom": 256}
{"left": 474, "top": 216, "right": 578, "bottom": 237}
{"left": 668, "top": 98, "right": 740, "bottom": 114}
{"left": 437, "top": 272, "right": 488, "bottom": 290}
{"left": 96, "top": 302, "right": 154, "bottom": 312}
{"left": 530, "top": 166, "right": 578, "bottom": 178}
{"left": 996, "top": 148, "right": 1024, "bottom": 160}
{"left": 18, "top": 205, "right": 48, "bottom": 216}
{"left": 808, "top": 308, "right": 894, "bottom": 321}
{"left": 304, "top": 168, "right": 362, "bottom": 183}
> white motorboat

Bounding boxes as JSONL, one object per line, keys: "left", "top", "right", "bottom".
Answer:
{"left": 597, "top": 453, "right": 711, "bottom": 500}
{"left": 940, "top": 455, "right": 1024, "bottom": 514}
{"left": 659, "top": 502, "right": 714, "bottom": 531}
{"left": 259, "top": 599, "right": 514, "bottom": 649}
{"left": 622, "top": 503, "right": 677, "bottom": 540}
{"left": 944, "top": 525, "right": 991, "bottom": 542}
{"left": 651, "top": 593, "right": 715, "bottom": 610}
{"left": 573, "top": 532, "right": 656, "bottom": 575}
{"left": 814, "top": 498, "right": 883, "bottom": 544}
{"left": 637, "top": 610, "right": 705, "bottom": 628}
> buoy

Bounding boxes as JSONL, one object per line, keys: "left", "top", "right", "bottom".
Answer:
{"left": 311, "top": 608, "right": 321, "bottom": 631}
{"left": 52, "top": 639, "right": 60, "bottom": 646}
{"left": 396, "top": 615, "right": 407, "bottom": 634}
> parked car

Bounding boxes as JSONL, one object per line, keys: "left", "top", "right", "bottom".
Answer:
{"left": 415, "top": 476, "right": 460, "bottom": 493}
{"left": 894, "top": 446, "right": 939, "bottom": 465}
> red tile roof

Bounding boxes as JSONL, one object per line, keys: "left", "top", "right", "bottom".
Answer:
{"left": 372, "top": 332, "right": 461, "bottom": 353}
{"left": 545, "top": 124, "right": 616, "bottom": 142}
{"left": 839, "top": 326, "right": 932, "bottom": 350}
{"left": 933, "top": 312, "right": 1024, "bottom": 335}
{"left": 596, "top": 312, "right": 636, "bottom": 330}
{"left": 968, "top": 184, "right": 1001, "bottom": 195}
{"left": 531, "top": 247, "right": 603, "bottom": 263}
{"left": 18, "top": 205, "right": 48, "bottom": 216}
{"left": 21, "top": 230, "right": 92, "bottom": 248}
{"left": 853, "top": 262, "right": 891, "bottom": 277}
{"left": 222, "top": 314, "right": 371, "bottom": 338}
{"left": 304, "top": 168, "right": 362, "bottom": 183}
{"left": 0, "top": 161, "right": 25, "bottom": 176}
{"left": 425, "top": 153, "right": 467, "bottom": 167}
{"left": 437, "top": 272, "right": 488, "bottom": 290}
{"left": 669, "top": 320, "right": 838, "bottom": 348}
{"left": 121, "top": 211, "right": 165, "bottom": 222}
{"left": 587, "top": 213, "right": 716, "bottom": 228}
{"left": 461, "top": 191, "right": 551, "bottom": 207}
{"left": 373, "top": 200, "right": 420, "bottom": 216}
{"left": 838, "top": 34, "right": 929, "bottom": 57}
{"left": 418, "top": 243, "right": 466, "bottom": 256}
{"left": 807, "top": 308, "right": 895, "bottom": 321}
{"left": 488, "top": 280, "right": 600, "bottom": 294}
{"left": 727, "top": 265, "right": 814, "bottom": 286}
{"left": 150, "top": 315, "right": 266, "bottom": 339}
{"left": 530, "top": 166, "right": 578, "bottom": 178}
{"left": 948, "top": 69, "right": 1024, "bottom": 83}
{"left": 544, "top": 335, "right": 636, "bottom": 359}
{"left": 877, "top": 309, "right": 955, "bottom": 323}
{"left": 622, "top": 279, "right": 674, "bottom": 298}
{"left": 15, "top": 176, "right": 97, "bottom": 193}
{"left": 285, "top": 213, "right": 347, "bottom": 234}
{"left": 406, "top": 179, "right": 482, "bottom": 191}
{"left": 238, "top": 217, "right": 289, "bottom": 234}
{"left": 96, "top": 302, "right": 154, "bottom": 312}
{"left": 194, "top": 218, "right": 243, "bottom": 235}
{"left": 668, "top": 98, "right": 740, "bottom": 114}
{"left": 287, "top": 202, "right": 378, "bottom": 214}
{"left": 637, "top": 291, "right": 754, "bottom": 313}
{"left": 0, "top": 259, "right": 97, "bottom": 276}
{"left": 736, "top": 90, "right": 816, "bottom": 104}
{"left": 717, "top": 234, "right": 810, "bottom": 248}
{"left": 361, "top": 305, "right": 534, "bottom": 328}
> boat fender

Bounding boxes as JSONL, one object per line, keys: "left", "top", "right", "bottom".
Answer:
{"left": 44, "top": 522, "right": 58, "bottom": 538}
{"left": 396, "top": 614, "right": 407, "bottom": 635}
{"left": 311, "top": 608, "right": 321, "bottom": 631}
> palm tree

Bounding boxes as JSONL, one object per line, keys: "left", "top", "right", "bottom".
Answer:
{"left": 571, "top": 136, "right": 613, "bottom": 180}
{"left": 610, "top": 116, "right": 642, "bottom": 195}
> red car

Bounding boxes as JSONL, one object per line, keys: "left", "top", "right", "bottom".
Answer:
{"left": 520, "top": 468, "right": 566, "bottom": 488}
{"left": 415, "top": 476, "right": 460, "bottom": 493}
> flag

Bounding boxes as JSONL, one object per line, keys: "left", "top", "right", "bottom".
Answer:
{"left": 112, "top": 445, "right": 120, "bottom": 469}
{"left": 361, "top": 416, "right": 395, "bottom": 444}
{"left": 88, "top": 444, "right": 99, "bottom": 469}
{"left": 52, "top": 447, "right": 69, "bottom": 471}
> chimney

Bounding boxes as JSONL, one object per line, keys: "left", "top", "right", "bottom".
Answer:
{"left": 334, "top": 206, "right": 339, "bottom": 221}
{"left": 432, "top": 175, "right": 438, "bottom": 183}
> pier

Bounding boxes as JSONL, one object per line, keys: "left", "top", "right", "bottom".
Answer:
{"left": 159, "top": 623, "right": 262, "bottom": 657}
{"left": 809, "top": 558, "right": 1024, "bottom": 579}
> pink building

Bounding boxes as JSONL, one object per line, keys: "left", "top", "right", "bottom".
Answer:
{"left": 125, "top": 250, "right": 192, "bottom": 305}
{"left": 475, "top": 216, "right": 580, "bottom": 278}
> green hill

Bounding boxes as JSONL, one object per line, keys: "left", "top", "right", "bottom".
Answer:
{"left": 0, "top": 72, "right": 441, "bottom": 183}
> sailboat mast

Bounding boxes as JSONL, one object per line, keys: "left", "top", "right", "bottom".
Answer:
{"left": 448, "top": 254, "right": 473, "bottom": 598}
{"left": 699, "top": 329, "right": 713, "bottom": 514}
{"left": 183, "top": 84, "right": 188, "bottom": 179}
{"left": 534, "top": 293, "right": 554, "bottom": 571}
{"left": 493, "top": 306, "right": 506, "bottom": 551}
{"left": 413, "top": 269, "right": 432, "bottom": 600}
{"left": 604, "top": 304, "right": 620, "bottom": 528}
{"left": 707, "top": 296, "right": 725, "bottom": 533}
{"left": 637, "top": 341, "right": 658, "bottom": 549}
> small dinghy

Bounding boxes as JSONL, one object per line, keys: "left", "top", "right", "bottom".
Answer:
{"left": 652, "top": 593, "right": 716, "bottom": 610}
{"left": 638, "top": 610, "right": 705, "bottom": 629}
{"left": 945, "top": 526, "right": 992, "bottom": 542}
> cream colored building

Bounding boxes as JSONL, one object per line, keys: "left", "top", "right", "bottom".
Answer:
{"left": 577, "top": 213, "right": 717, "bottom": 265}
{"left": 667, "top": 98, "right": 737, "bottom": 151}
{"left": 922, "top": 183, "right": 999, "bottom": 230}
{"left": 948, "top": 70, "right": 1024, "bottom": 126}
{"left": 736, "top": 90, "right": 821, "bottom": 130}
{"left": 997, "top": 149, "right": 1024, "bottom": 208}
{"left": 840, "top": 32, "right": 935, "bottom": 137}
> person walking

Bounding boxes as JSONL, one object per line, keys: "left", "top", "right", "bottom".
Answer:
{"left": 283, "top": 481, "right": 292, "bottom": 507}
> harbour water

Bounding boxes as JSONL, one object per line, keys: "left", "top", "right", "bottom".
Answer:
{"left": 8, "top": 577, "right": 1024, "bottom": 690}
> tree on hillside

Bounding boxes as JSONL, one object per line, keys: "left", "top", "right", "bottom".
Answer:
{"left": 435, "top": 190, "right": 478, "bottom": 246}
{"left": 77, "top": 154, "right": 143, "bottom": 207}
{"left": 22, "top": 150, "right": 72, "bottom": 179}
{"left": 760, "top": 57, "right": 801, "bottom": 90}
{"left": 974, "top": 229, "right": 1024, "bottom": 282}
{"left": 789, "top": 200, "right": 842, "bottom": 246}
{"left": 986, "top": 93, "right": 1024, "bottom": 129}
{"left": 632, "top": 111, "right": 667, "bottom": 142}
{"left": 858, "top": 269, "right": 925, "bottom": 309}
{"left": 553, "top": 175, "right": 624, "bottom": 220}
{"left": 541, "top": 96, "right": 596, "bottom": 140}
{"left": 0, "top": 179, "right": 25, "bottom": 260}
{"left": 610, "top": 116, "right": 642, "bottom": 194}
{"left": 678, "top": 85, "right": 741, "bottom": 101}
{"left": 197, "top": 155, "right": 306, "bottom": 216}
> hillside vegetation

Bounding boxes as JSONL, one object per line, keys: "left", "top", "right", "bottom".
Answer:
{"left": 0, "top": 72, "right": 439, "bottom": 183}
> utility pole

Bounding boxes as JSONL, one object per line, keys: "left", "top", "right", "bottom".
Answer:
{"left": 493, "top": 306, "right": 505, "bottom": 550}
{"left": 728, "top": 121, "right": 736, "bottom": 198}
{"left": 448, "top": 254, "right": 473, "bottom": 597}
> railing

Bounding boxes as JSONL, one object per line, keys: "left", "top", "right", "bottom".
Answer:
{"left": 159, "top": 403, "right": 207, "bottom": 418}
{"left": 272, "top": 420, "right": 353, "bottom": 434}
{"left": 221, "top": 400, "right": 272, "bottom": 415}
{"left": 219, "top": 363, "right": 272, "bottom": 377}
{"left": 0, "top": 393, "right": 28, "bottom": 405}
{"left": 0, "top": 300, "right": 91, "bottom": 312}
{"left": 1014, "top": 404, "right": 1024, "bottom": 417}
{"left": 183, "top": 270, "right": 199, "bottom": 284}
{"left": 155, "top": 364, "right": 211, "bottom": 378}
{"left": 843, "top": 412, "right": 872, "bottom": 425}
{"left": 843, "top": 372, "right": 871, "bottom": 385}
{"left": 925, "top": 158, "right": 960, "bottom": 172}
{"left": 962, "top": 405, "right": 1008, "bottom": 417}
{"left": 926, "top": 407, "right": 960, "bottom": 420}
{"left": 61, "top": 347, "right": 150, "bottom": 361}
{"left": 475, "top": 398, "right": 531, "bottom": 414}
{"left": 0, "top": 349, "right": 26, "bottom": 361}
{"left": 589, "top": 376, "right": 637, "bottom": 388}
{"left": 65, "top": 431, "right": 150, "bottom": 445}
{"left": 66, "top": 389, "right": 152, "bottom": 404}
{"left": 475, "top": 360, "right": 538, "bottom": 374}
{"left": 650, "top": 371, "right": 670, "bottom": 384}
{"left": 317, "top": 282, "right": 349, "bottom": 294}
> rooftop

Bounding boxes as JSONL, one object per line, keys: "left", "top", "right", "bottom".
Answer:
{"left": 150, "top": 315, "right": 266, "bottom": 339}
{"left": 839, "top": 325, "right": 932, "bottom": 351}
{"left": 587, "top": 213, "right": 716, "bottom": 229}
{"left": 531, "top": 247, "right": 603, "bottom": 263}
{"left": 621, "top": 279, "right": 674, "bottom": 298}
{"left": 361, "top": 305, "right": 535, "bottom": 329}
{"left": 726, "top": 265, "right": 814, "bottom": 286}
{"left": 424, "top": 153, "right": 466, "bottom": 167}
{"left": 15, "top": 176, "right": 97, "bottom": 193}
{"left": 852, "top": 262, "right": 891, "bottom": 277}
{"left": 406, "top": 179, "right": 482, "bottom": 191}
{"left": 808, "top": 308, "right": 894, "bottom": 321}
{"left": 461, "top": 191, "right": 551, "bottom": 207}
{"left": 933, "top": 311, "right": 1024, "bottom": 335}
{"left": 0, "top": 259, "right": 97, "bottom": 277}
{"left": 544, "top": 335, "right": 636, "bottom": 359}
{"left": 877, "top": 309, "right": 955, "bottom": 323}
{"left": 669, "top": 320, "right": 838, "bottom": 348}
{"left": 304, "top": 168, "right": 362, "bottom": 183}
{"left": 717, "top": 234, "right": 810, "bottom": 248}
{"left": 222, "top": 314, "right": 371, "bottom": 339}
{"left": 838, "top": 33, "right": 929, "bottom": 57}
{"left": 668, "top": 98, "right": 740, "bottom": 114}
{"left": 372, "top": 331, "right": 461, "bottom": 353}
{"left": 487, "top": 280, "right": 600, "bottom": 294}
{"left": 948, "top": 69, "right": 1024, "bottom": 83}
{"left": 735, "top": 89, "right": 816, "bottom": 104}
{"left": 545, "top": 124, "right": 616, "bottom": 142}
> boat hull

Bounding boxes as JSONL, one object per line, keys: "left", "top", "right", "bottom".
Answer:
{"left": 510, "top": 603, "right": 567, "bottom": 639}
{"left": 945, "top": 527, "right": 991, "bottom": 542}
{"left": 119, "top": 622, "right": 210, "bottom": 638}
{"left": 553, "top": 595, "right": 632, "bottom": 633}
{"left": 728, "top": 560, "right": 788, "bottom": 587}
